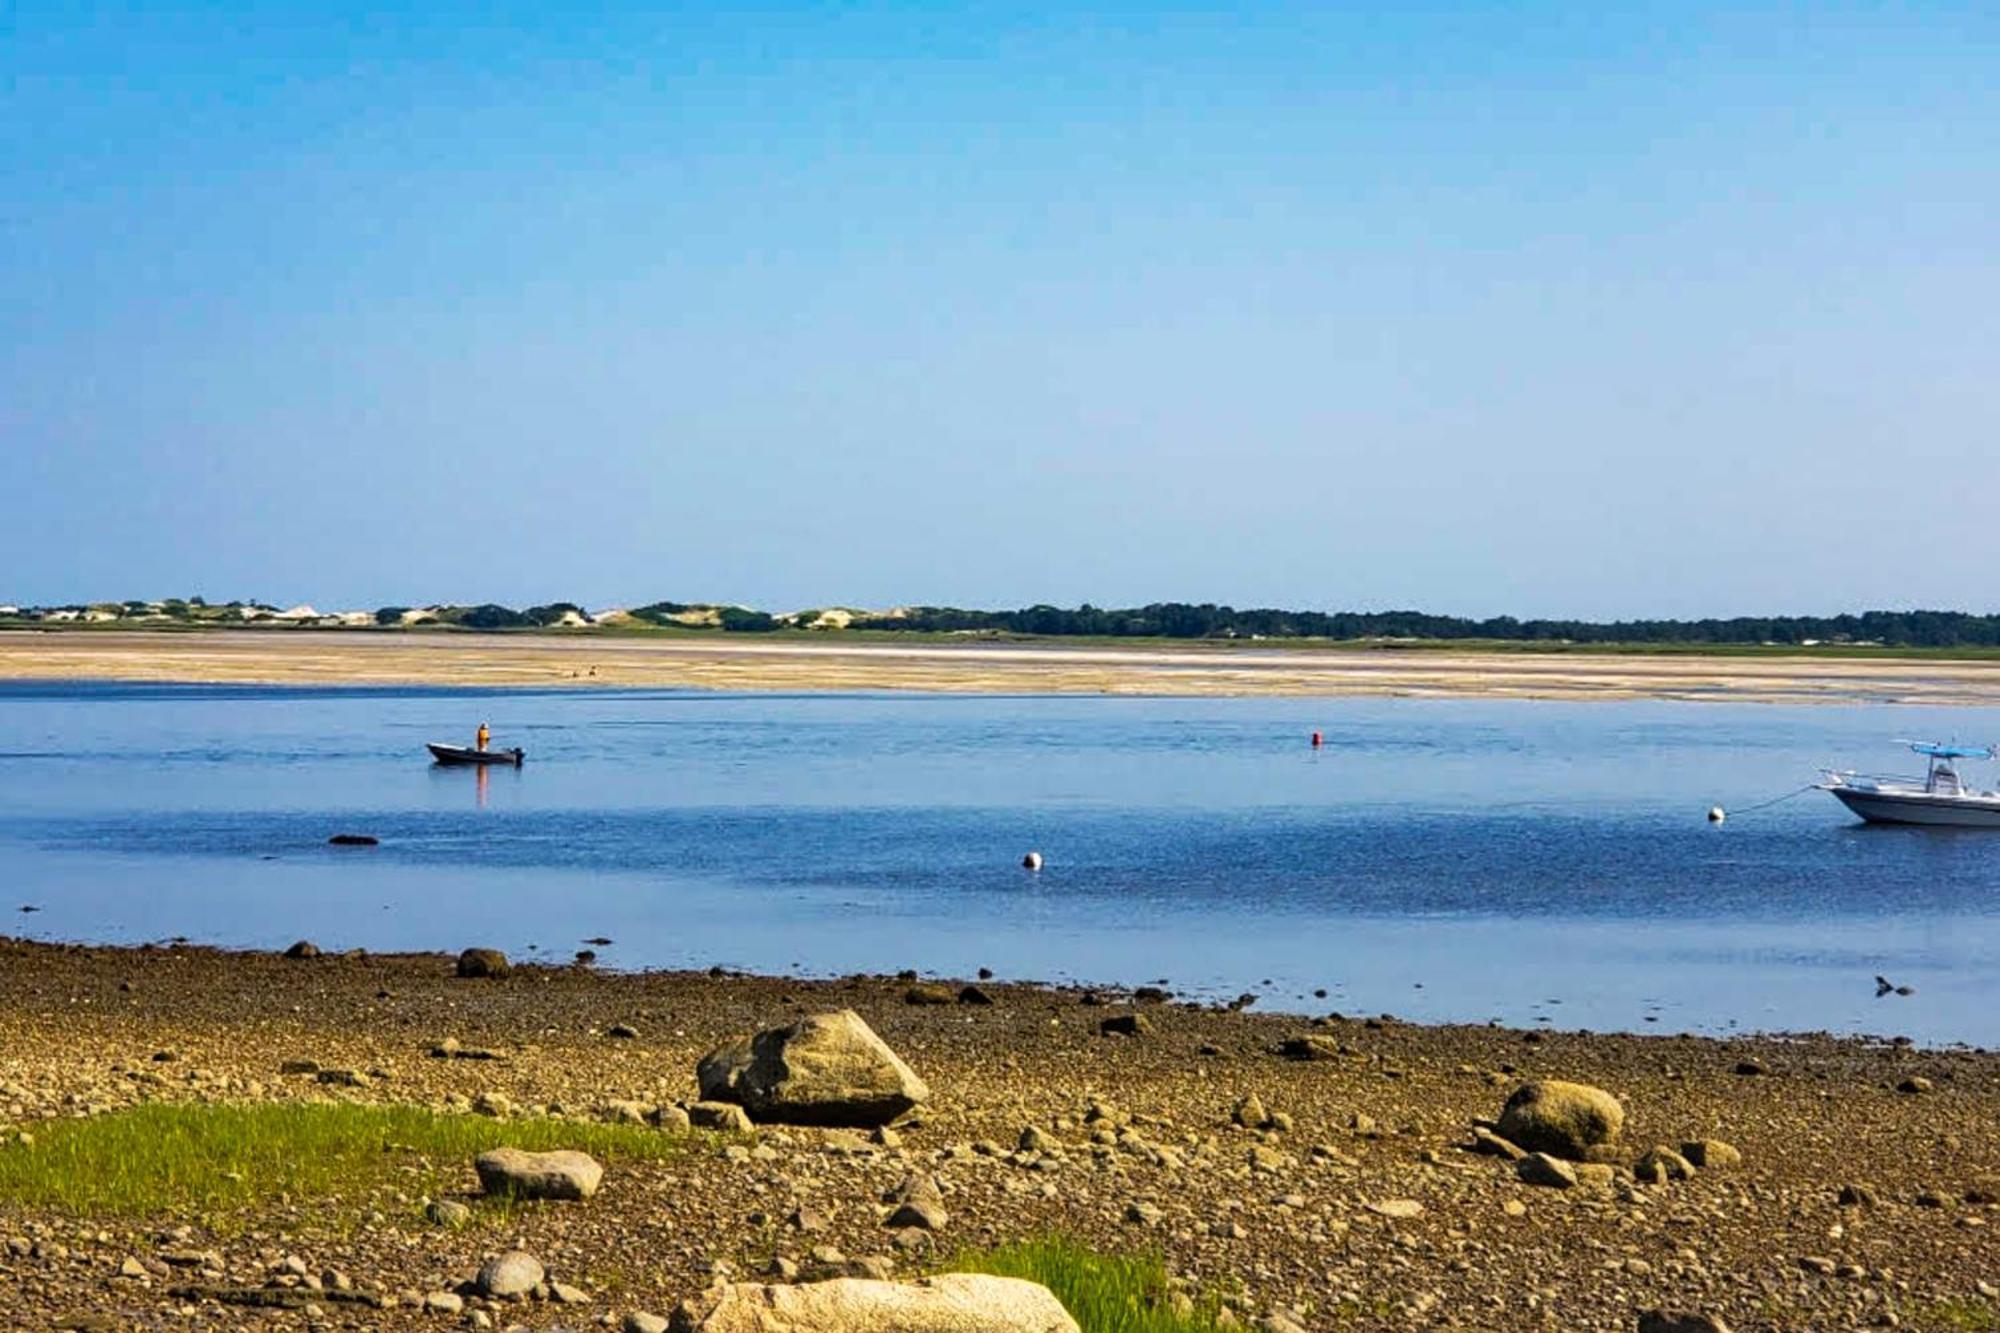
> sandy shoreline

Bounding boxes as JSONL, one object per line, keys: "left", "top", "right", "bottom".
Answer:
{"left": 0, "top": 939, "right": 1996, "bottom": 1330}
{"left": 7, "top": 629, "right": 2000, "bottom": 703}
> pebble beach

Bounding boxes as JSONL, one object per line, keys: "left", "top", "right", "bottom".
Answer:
{"left": 2, "top": 938, "right": 1996, "bottom": 1330}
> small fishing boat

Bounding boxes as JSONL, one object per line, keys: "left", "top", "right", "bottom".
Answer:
{"left": 427, "top": 743, "right": 525, "bottom": 767}
{"left": 1819, "top": 742, "right": 2000, "bottom": 827}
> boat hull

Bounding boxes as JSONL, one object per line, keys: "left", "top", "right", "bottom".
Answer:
{"left": 1826, "top": 787, "right": 2000, "bottom": 827}
{"left": 427, "top": 743, "right": 524, "bottom": 767}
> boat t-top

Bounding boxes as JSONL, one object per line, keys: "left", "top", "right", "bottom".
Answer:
{"left": 1818, "top": 742, "right": 2000, "bottom": 827}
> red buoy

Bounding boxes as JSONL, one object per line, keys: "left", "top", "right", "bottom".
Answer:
{"left": 1310, "top": 731, "right": 1322, "bottom": 748}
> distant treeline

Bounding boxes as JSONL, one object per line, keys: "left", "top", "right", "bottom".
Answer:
{"left": 15, "top": 597, "right": 2000, "bottom": 647}
{"left": 840, "top": 604, "right": 2000, "bottom": 647}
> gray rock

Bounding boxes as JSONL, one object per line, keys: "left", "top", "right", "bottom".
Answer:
{"left": 423, "top": 1291, "right": 465, "bottom": 1314}
{"left": 1495, "top": 1080, "right": 1624, "bottom": 1160}
{"left": 1366, "top": 1199, "right": 1423, "bottom": 1219}
{"left": 1470, "top": 1126, "right": 1526, "bottom": 1160}
{"left": 885, "top": 1199, "right": 947, "bottom": 1231}
{"left": 1098, "top": 1014, "right": 1150, "bottom": 1038}
{"left": 695, "top": 1010, "right": 929, "bottom": 1128}
{"left": 473, "top": 1148, "right": 603, "bottom": 1201}
{"left": 624, "top": 1314, "right": 670, "bottom": 1333}
{"left": 668, "top": 1274, "right": 1080, "bottom": 1332}
{"left": 1516, "top": 1153, "right": 1579, "bottom": 1189}
{"left": 686, "top": 1101, "right": 755, "bottom": 1133}
{"left": 475, "top": 1250, "right": 545, "bottom": 1298}
{"left": 425, "top": 1200, "right": 473, "bottom": 1228}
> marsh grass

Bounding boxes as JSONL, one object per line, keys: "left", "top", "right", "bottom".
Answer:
{"left": 0, "top": 1102, "right": 691, "bottom": 1221}
{"left": 949, "top": 1236, "right": 1230, "bottom": 1333}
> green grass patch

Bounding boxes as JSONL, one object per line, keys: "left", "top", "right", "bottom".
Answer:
{"left": 948, "top": 1236, "right": 1230, "bottom": 1333}
{"left": 0, "top": 1102, "right": 690, "bottom": 1221}
{"left": 1922, "top": 1299, "right": 2000, "bottom": 1332}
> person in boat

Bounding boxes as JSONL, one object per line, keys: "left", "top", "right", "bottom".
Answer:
{"left": 475, "top": 722, "right": 490, "bottom": 752}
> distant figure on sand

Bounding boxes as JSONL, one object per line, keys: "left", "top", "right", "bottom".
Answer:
{"left": 475, "top": 721, "right": 490, "bottom": 752}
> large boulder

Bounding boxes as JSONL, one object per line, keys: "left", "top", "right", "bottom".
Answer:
{"left": 1496, "top": 1080, "right": 1623, "bottom": 1160}
{"left": 696, "top": 1010, "right": 929, "bottom": 1127}
{"left": 473, "top": 1148, "right": 602, "bottom": 1200}
{"left": 668, "top": 1274, "right": 1079, "bottom": 1332}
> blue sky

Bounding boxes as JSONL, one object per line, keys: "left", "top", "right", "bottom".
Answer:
{"left": 4, "top": 2, "right": 1996, "bottom": 616}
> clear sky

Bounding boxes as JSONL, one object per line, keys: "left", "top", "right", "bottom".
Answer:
{"left": 4, "top": 2, "right": 1996, "bottom": 617}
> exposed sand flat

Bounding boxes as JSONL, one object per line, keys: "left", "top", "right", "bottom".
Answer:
{"left": 5, "top": 628, "right": 2000, "bottom": 703}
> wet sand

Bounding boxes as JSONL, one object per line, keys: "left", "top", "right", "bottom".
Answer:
{"left": 7, "top": 629, "right": 2000, "bottom": 703}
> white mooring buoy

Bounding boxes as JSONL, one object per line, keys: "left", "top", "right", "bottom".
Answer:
{"left": 1022, "top": 851, "right": 1044, "bottom": 871}
{"left": 1707, "top": 806, "right": 1726, "bottom": 823}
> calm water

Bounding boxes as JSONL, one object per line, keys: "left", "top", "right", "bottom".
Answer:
{"left": 4, "top": 681, "right": 1999, "bottom": 1045}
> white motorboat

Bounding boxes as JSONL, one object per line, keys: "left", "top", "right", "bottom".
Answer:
{"left": 1819, "top": 742, "right": 2000, "bottom": 827}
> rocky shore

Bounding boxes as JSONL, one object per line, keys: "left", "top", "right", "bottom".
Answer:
{"left": 1, "top": 937, "right": 1996, "bottom": 1330}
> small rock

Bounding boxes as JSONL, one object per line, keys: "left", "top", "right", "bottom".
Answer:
{"left": 957, "top": 985, "right": 995, "bottom": 1006}
{"left": 903, "top": 983, "right": 954, "bottom": 1006}
{"left": 1098, "top": 1014, "right": 1151, "bottom": 1038}
{"left": 426, "top": 1199, "right": 473, "bottom": 1228}
{"left": 282, "top": 940, "right": 321, "bottom": 959}
{"left": 607, "top": 1023, "right": 639, "bottom": 1040}
{"left": 1125, "top": 1201, "right": 1165, "bottom": 1226}
{"left": 623, "top": 1314, "right": 669, "bottom": 1333}
{"left": 1516, "top": 1153, "right": 1579, "bottom": 1189}
{"left": 1898, "top": 1076, "right": 1933, "bottom": 1095}
{"left": 1277, "top": 1035, "right": 1341, "bottom": 1061}
{"left": 1470, "top": 1126, "right": 1526, "bottom": 1160}
{"left": 1366, "top": 1199, "right": 1423, "bottom": 1219}
{"left": 1639, "top": 1313, "right": 1733, "bottom": 1333}
{"left": 422, "top": 1291, "right": 465, "bottom": 1314}
{"left": 475, "top": 1250, "right": 545, "bottom": 1298}
{"left": 1633, "top": 1145, "right": 1697, "bottom": 1182}
{"left": 1797, "top": 1255, "right": 1837, "bottom": 1275}
{"left": 1837, "top": 1183, "right": 1879, "bottom": 1208}
{"left": 686, "top": 1101, "right": 755, "bottom": 1133}
{"left": 327, "top": 833, "right": 379, "bottom": 846}
{"left": 456, "top": 948, "right": 511, "bottom": 979}
{"left": 473, "top": 1148, "right": 603, "bottom": 1201}
{"left": 1680, "top": 1139, "right": 1741, "bottom": 1169}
